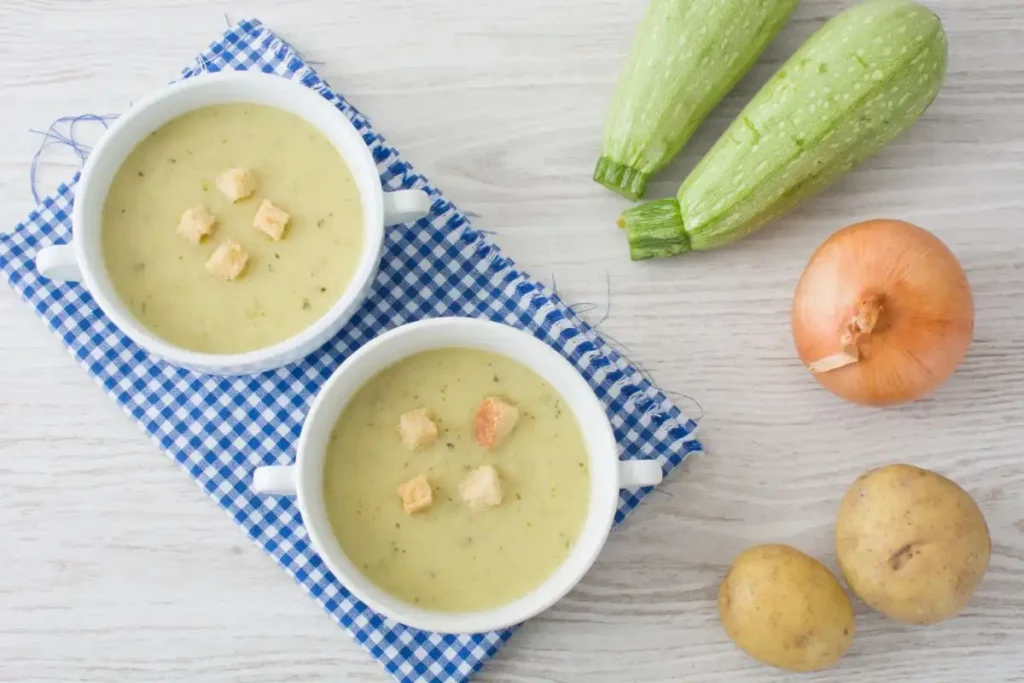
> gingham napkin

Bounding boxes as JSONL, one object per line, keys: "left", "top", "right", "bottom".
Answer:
{"left": 0, "top": 19, "right": 703, "bottom": 683}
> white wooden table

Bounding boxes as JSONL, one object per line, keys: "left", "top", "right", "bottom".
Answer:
{"left": 2, "top": 1, "right": 1022, "bottom": 681}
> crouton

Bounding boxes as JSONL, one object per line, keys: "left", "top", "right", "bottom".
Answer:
{"left": 253, "top": 199, "right": 292, "bottom": 241}
{"left": 398, "top": 408, "right": 438, "bottom": 450}
{"left": 205, "top": 240, "right": 249, "bottom": 280}
{"left": 397, "top": 474, "right": 432, "bottom": 514}
{"left": 459, "top": 465, "right": 504, "bottom": 510}
{"left": 215, "top": 167, "right": 256, "bottom": 202}
{"left": 176, "top": 205, "right": 217, "bottom": 245}
{"left": 473, "top": 397, "right": 519, "bottom": 449}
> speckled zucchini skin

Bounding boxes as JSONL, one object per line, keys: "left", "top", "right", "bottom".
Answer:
{"left": 623, "top": 0, "right": 948, "bottom": 260}
{"left": 595, "top": 0, "right": 801, "bottom": 200}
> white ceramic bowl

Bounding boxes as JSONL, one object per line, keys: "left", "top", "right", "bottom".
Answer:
{"left": 35, "top": 71, "right": 431, "bottom": 375}
{"left": 252, "top": 317, "right": 664, "bottom": 634}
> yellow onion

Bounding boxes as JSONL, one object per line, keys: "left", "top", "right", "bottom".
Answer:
{"left": 792, "top": 219, "right": 973, "bottom": 406}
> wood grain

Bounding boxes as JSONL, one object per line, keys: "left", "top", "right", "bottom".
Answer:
{"left": 1, "top": 0, "right": 1022, "bottom": 681}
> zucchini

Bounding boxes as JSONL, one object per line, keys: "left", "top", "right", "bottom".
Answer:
{"left": 594, "top": 0, "right": 801, "bottom": 200}
{"left": 620, "top": 0, "right": 948, "bottom": 260}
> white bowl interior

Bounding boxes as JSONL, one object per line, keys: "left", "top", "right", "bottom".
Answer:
{"left": 295, "top": 318, "right": 621, "bottom": 634}
{"left": 73, "top": 72, "right": 385, "bottom": 371}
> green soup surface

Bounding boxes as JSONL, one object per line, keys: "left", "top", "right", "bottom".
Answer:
{"left": 101, "top": 103, "right": 363, "bottom": 354}
{"left": 323, "top": 348, "right": 591, "bottom": 612}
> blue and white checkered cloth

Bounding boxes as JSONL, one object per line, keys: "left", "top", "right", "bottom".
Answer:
{"left": 0, "top": 19, "right": 703, "bottom": 683}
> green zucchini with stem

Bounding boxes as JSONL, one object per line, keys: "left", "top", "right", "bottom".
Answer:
{"left": 620, "top": 0, "right": 948, "bottom": 260}
{"left": 595, "top": 0, "right": 801, "bottom": 201}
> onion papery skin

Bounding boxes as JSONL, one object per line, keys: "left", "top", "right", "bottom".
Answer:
{"left": 792, "top": 219, "right": 973, "bottom": 406}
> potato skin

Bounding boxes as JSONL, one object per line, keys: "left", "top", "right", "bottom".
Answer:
{"left": 718, "top": 544, "right": 855, "bottom": 672}
{"left": 836, "top": 464, "right": 991, "bottom": 625}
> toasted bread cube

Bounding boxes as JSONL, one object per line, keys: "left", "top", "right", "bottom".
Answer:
{"left": 215, "top": 167, "right": 257, "bottom": 202}
{"left": 253, "top": 199, "right": 292, "bottom": 241}
{"left": 473, "top": 397, "right": 519, "bottom": 449}
{"left": 176, "top": 205, "right": 217, "bottom": 245}
{"left": 397, "top": 474, "right": 432, "bottom": 515}
{"left": 205, "top": 240, "right": 249, "bottom": 281}
{"left": 459, "top": 465, "right": 504, "bottom": 510}
{"left": 398, "top": 408, "right": 438, "bottom": 450}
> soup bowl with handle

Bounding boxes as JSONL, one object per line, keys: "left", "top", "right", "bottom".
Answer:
{"left": 252, "top": 316, "right": 664, "bottom": 634}
{"left": 34, "top": 71, "right": 432, "bottom": 375}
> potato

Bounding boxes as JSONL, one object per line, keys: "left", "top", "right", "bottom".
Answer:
{"left": 836, "top": 464, "right": 990, "bottom": 625}
{"left": 718, "top": 544, "right": 855, "bottom": 672}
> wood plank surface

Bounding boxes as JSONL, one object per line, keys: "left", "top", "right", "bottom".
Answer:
{"left": 1, "top": 1, "right": 1021, "bottom": 681}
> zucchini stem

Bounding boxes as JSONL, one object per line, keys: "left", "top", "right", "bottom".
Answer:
{"left": 593, "top": 156, "right": 650, "bottom": 202}
{"left": 619, "top": 199, "right": 691, "bottom": 261}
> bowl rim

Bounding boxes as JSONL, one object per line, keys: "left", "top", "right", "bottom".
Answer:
{"left": 291, "top": 317, "right": 622, "bottom": 633}
{"left": 70, "top": 71, "right": 386, "bottom": 373}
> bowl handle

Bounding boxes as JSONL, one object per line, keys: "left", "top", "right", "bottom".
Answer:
{"left": 618, "top": 459, "right": 664, "bottom": 489}
{"left": 253, "top": 465, "right": 297, "bottom": 495}
{"left": 382, "top": 189, "right": 432, "bottom": 226}
{"left": 36, "top": 244, "right": 83, "bottom": 282}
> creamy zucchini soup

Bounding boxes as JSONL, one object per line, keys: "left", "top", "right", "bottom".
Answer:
{"left": 101, "top": 103, "right": 363, "bottom": 354}
{"left": 323, "top": 348, "right": 591, "bottom": 612}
